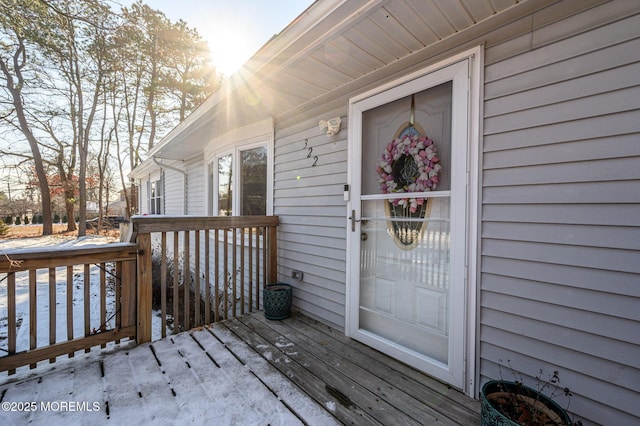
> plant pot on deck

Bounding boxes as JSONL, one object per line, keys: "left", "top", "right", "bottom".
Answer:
{"left": 481, "top": 380, "right": 572, "bottom": 426}
{"left": 264, "top": 283, "right": 292, "bottom": 320}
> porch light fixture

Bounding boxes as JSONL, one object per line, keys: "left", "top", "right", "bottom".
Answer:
{"left": 319, "top": 117, "right": 341, "bottom": 136}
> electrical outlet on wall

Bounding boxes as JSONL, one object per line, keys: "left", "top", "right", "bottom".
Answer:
{"left": 291, "top": 270, "right": 304, "bottom": 280}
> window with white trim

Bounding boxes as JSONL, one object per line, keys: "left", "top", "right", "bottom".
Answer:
{"left": 148, "top": 173, "right": 163, "bottom": 214}
{"left": 209, "top": 140, "right": 270, "bottom": 216}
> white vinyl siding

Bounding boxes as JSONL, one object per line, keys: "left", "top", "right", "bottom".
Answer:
{"left": 480, "top": 3, "right": 640, "bottom": 425}
{"left": 186, "top": 157, "right": 204, "bottom": 215}
{"left": 274, "top": 112, "right": 348, "bottom": 330}
{"left": 163, "top": 168, "right": 184, "bottom": 215}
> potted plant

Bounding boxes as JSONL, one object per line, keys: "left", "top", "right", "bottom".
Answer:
{"left": 481, "top": 368, "right": 573, "bottom": 426}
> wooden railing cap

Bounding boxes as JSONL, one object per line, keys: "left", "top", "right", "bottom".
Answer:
{"left": 129, "top": 215, "right": 279, "bottom": 241}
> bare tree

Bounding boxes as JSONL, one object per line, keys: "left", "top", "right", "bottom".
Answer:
{"left": 0, "top": 1, "right": 55, "bottom": 235}
{"left": 32, "top": 0, "right": 115, "bottom": 236}
{"left": 1, "top": 0, "right": 220, "bottom": 236}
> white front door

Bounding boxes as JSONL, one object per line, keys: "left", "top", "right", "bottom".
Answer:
{"left": 347, "top": 55, "right": 478, "bottom": 390}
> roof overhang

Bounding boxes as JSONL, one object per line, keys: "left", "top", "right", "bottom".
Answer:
{"left": 131, "top": 0, "right": 561, "bottom": 179}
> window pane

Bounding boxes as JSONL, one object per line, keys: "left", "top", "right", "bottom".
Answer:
{"left": 149, "top": 179, "right": 162, "bottom": 214}
{"left": 360, "top": 197, "right": 451, "bottom": 364}
{"left": 150, "top": 181, "right": 157, "bottom": 214}
{"left": 218, "top": 154, "right": 233, "bottom": 216}
{"left": 240, "top": 146, "right": 267, "bottom": 215}
{"left": 208, "top": 163, "right": 214, "bottom": 215}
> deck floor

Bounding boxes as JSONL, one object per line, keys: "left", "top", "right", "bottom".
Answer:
{"left": 0, "top": 312, "right": 479, "bottom": 425}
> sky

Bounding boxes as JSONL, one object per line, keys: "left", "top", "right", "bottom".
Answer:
{"left": 116, "top": 0, "right": 314, "bottom": 76}
{"left": 0, "top": 1, "right": 314, "bottom": 196}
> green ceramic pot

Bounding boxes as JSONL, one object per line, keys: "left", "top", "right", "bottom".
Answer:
{"left": 263, "top": 283, "right": 292, "bottom": 320}
{"left": 481, "top": 380, "right": 572, "bottom": 426}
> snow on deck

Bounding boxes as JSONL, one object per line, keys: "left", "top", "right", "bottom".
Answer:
{"left": 0, "top": 320, "right": 337, "bottom": 425}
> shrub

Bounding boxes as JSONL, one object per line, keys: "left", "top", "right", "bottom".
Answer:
{"left": 150, "top": 248, "right": 214, "bottom": 334}
{"left": 0, "top": 220, "right": 8, "bottom": 236}
{"left": 14, "top": 216, "right": 21, "bottom": 225}
{"left": 23, "top": 216, "right": 29, "bottom": 225}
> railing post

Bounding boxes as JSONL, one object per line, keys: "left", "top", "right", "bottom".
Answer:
{"left": 120, "top": 259, "right": 137, "bottom": 329}
{"left": 268, "top": 225, "right": 278, "bottom": 284}
{"left": 136, "top": 232, "right": 153, "bottom": 344}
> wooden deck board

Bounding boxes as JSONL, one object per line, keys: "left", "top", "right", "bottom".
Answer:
{"left": 100, "top": 348, "right": 182, "bottom": 423}
{"left": 291, "top": 313, "right": 481, "bottom": 416}
{"left": 193, "top": 327, "right": 337, "bottom": 425}
{"left": 220, "top": 316, "right": 377, "bottom": 425}
{"left": 230, "top": 313, "right": 480, "bottom": 425}
{"left": 153, "top": 330, "right": 309, "bottom": 425}
{"left": 237, "top": 314, "right": 436, "bottom": 425}
{"left": 0, "top": 312, "right": 479, "bottom": 425}
{"left": 248, "top": 313, "right": 476, "bottom": 425}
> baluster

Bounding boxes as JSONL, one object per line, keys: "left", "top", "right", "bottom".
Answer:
{"left": 184, "top": 230, "right": 190, "bottom": 330}
{"left": 8, "top": 271, "right": 16, "bottom": 375}
{"left": 223, "top": 228, "right": 229, "bottom": 319}
{"left": 248, "top": 227, "right": 254, "bottom": 312}
{"left": 161, "top": 232, "right": 167, "bottom": 338}
{"left": 49, "top": 267, "right": 56, "bottom": 362}
{"left": 100, "top": 262, "right": 106, "bottom": 348}
{"left": 195, "top": 230, "right": 200, "bottom": 326}
{"left": 240, "top": 227, "right": 245, "bottom": 316}
{"left": 204, "top": 229, "right": 210, "bottom": 324}
{"left": 67, "top": 265, "right": 75, "bottom": 351}
{"left": 84, "top": 264, "right": 90, "bottom": 353}
{"left": 29, "top": 270, "right": 37, "bottom": 366}
{"left": 173, "top": 231, "right": 179, "bottom": 334}
{"left": 232, "top": 227, "right": 237, "bottom": 318}
{"left": 214, "top": 229, "right": 220, "bottom": 322}
{"left": 115, "top": 261, "right": 121, "bottom": 344}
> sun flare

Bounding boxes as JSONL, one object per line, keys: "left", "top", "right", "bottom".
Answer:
{"left": 205, "top": 26, "right": 253, "bottom": 77}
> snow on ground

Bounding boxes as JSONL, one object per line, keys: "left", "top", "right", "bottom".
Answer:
{"left": 0, "top": 233, "right": 116, "bottom": 250}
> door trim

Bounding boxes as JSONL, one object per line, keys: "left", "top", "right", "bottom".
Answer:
{"left": 345, "top": 46, "right": 482, "bottom": 396}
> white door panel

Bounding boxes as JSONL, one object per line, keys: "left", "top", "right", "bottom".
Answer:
{"left": 347, "top": 57, "right": 473, "bottom": 389}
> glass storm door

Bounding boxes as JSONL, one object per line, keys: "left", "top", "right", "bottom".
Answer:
{"left": 347, "top": 60, "right": 470, "bottom": 388}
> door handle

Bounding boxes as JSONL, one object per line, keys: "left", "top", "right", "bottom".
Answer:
{"left": 349, "top": 209, "right": 360, "bottom": 232}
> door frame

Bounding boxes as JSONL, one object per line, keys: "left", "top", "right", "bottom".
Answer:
{"left": 345, "top": 46, "right": 482, "bottom": 396}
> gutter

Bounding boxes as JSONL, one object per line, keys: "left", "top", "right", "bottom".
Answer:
{"left": 152, "top": 156, "right": 188, "bottom": 215}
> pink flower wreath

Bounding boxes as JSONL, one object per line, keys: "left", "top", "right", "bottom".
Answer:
{"left": 376, "top": 134, "right": 442, "bottom": 213}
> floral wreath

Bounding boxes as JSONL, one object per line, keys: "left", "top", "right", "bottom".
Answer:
{"left": 376, "top": 133, "right": 442, "bottom": 213}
